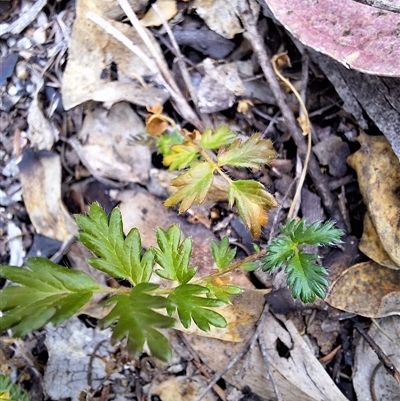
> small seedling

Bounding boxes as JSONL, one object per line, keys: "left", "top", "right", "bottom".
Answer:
{"left": 0, "top": 125, "right": 343, "bottom": 361}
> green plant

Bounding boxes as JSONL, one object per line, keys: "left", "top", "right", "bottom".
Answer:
{"left": 0, "top": 125, "right": 343, "bottom": 361}
{"left": 0, "top": 374, "right": 30, "bottom": 401}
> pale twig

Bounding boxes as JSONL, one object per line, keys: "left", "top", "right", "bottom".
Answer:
{"left": 151, "top": 3, "right": 211, "bottom": 128}
{"left": 116, "top": 0, "right": 203, "bottom": 130}
{"left": 238, "top": 0, "right": 345, "bottom": 230}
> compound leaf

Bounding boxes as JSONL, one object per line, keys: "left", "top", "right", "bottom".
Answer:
{"left": 101, "top": 283, "right": 175, "bottom": 362}
{"left": 229, "top": 180, "right": 278, "bottom": 238}
{"left": 163, "top": 142, "right": 199, "bottom": 171}
{"left": 168, "top": 284, "right": 227, "bottom": 331}
{"left": 285, "top": 250, "right": 329, "bottom": 303}
{"left": 76, "top": 203, "right": 154, "bottom": 285}
{"left": 153, "top": 225, "right": 196, "bottom": 285}
{"left": 211, "top": 237, "right": 236, "bottom": 270}
{"left": 164, "top": 162, "right": 215, "bottom": 212}
{"left": 262, "top": 218, "right": 343, "bottom": 303}
{"left": 200, "top": 125, "right": 237, "bottom": 150}
{"left": 217, "top": 133, "right": 277, "bottom": 168}
{"left": 0, "top": 258, "right": 99, "bottom": 337}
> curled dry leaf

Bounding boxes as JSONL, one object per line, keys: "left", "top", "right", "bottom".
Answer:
{"left": 140, "top": 0, "right": 178, "bottom": 27}
{"left": 359, "top": 212, "right": 399, "bottom": 270}
{"left": 18, "top": 149, "right": 78, "bottom": 242}
{"left": 347, "top": 131, "right": 400, "bottom": 267}
{"left": 264, "top": 0, "right": 400, "bottom": 76}
{"left": 326, "top": 261, "right": 400, "bottom": 318}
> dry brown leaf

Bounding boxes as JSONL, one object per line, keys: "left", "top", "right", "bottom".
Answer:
{"left": 193, "top": 0, "right": 259, "bottom": 39}
{"left": 140, "top": 0, "right": 178, "bottom": 27}
{"left": 185, "top": 311, "right": 349, "bottom": 401}
{"left": 359, "top": 212, "right": 399, "bottom": 270}
{"left": 326, "top": 261, "right": 400, "bottom": 317}
{"left": 79, "top": 102, "right": 151, "bottom": 183}
{"left": 62, "top": 0, "right": 169, "bottom": 109}
{"left": 347, "top": 131, "right": 400, "bottom": 267}
{"left": 27, "top": 95, "right": 58, "bottom": 150}
{"left": 18, "top": 149, "right": 78, "bottom": 242}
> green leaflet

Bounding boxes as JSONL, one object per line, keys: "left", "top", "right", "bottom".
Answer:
{"left": 152, "top": 225, "right": 196, "bottom": 284}
{"left": 0, "top": 374, "right": 30, "bottom": 401}
{"left": 167, "top": 284, "right": 227, "bottom": 331}
{"left": 200, "top": 125, "right": 237, "bottom": 150}
{"left": 163, "top": 142, "right": 199, "bottom": 171}
{"left": 164, "top": 162, "right": 215, "bottom": 212}
{"left": 0, "top": 258, "right": 99, "bottom": 336}
{"left": 101, "top": 283, "right": 175, "bottom": 362}
{"left": 76, "top": 203, "right": 154, "bottom": 285}
{"left": 211, "top": 237, "right": 236, "bottom": 269}
{"left": 229, "top": 180, "right": 278, "bottom": 238}
{"left": 262, "top": 218, "right": 343, "bottom": 303}
{"left": 217, "top": 133, "right": 277, "bottom": 168}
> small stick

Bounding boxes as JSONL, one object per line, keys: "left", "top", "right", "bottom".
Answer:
{"left": 151, "top": 3, "right": 212, "bottom": 128}
{"left": 116, "top": 0, "right": 203, "bottom": 130}
{"left": 355, "top": 323, "right": 400, "bottom": 384}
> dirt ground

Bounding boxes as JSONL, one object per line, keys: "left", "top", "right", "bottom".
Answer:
{"left": 1, "top": 1, "right": 400, "bottom": 400}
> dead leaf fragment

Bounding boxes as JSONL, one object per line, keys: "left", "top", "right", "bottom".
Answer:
{"left": 140, "top": 0, "right": 178, "bottom": 27}
{"left": 347, "top": 132, "right": 400, "bottom": 267}
{"left": 27, "top": 95, "right": 58, "bottom": 150}
{"left": 193, "top": 0, "right": 259, "bottom": 39}
{"left": 326, "top": 261, "right": 400, "bottom": 317}
{"left": 62, "top": 0, "right": 169, "bottom": 109}
{"left": 359, "top": 212, "right": 399, "bottom": 270}
{"left": 18, "top": 149, "right": 78, "bottom": 242}
{"left": 79, "top": 102, "right": 151, "bottom": 183}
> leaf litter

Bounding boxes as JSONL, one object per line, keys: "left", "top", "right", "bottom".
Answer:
{"left": 1, "top": 0, "right": 400, "bottom": 400}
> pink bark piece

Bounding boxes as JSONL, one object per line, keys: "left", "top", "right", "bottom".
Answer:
{"left": 265, "top": 0, "right": 400, "bottom": 76}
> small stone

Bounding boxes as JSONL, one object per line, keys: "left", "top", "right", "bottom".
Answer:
{"left": 7, "top": 85, "right": 18, "bottom": 96}
{"left": 7, "top": 37, "right": 16, "bottom": 47}
{"left": 15, "top": 61, "right": 28, "bottom": 80}
{"left": 17, "top": 37, "right": 32, "bottom": 50}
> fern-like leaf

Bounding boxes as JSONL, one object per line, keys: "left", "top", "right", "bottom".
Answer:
{"left": 285, "top": 250, "right": 329, "bottom": 303}
{"left": 281, "top": 218, "right": 343, "bottom": 246}
{"left": 101, "top": 283, "right": 175, "bottom": 362}
{"left": 76, "top": 203, "right": 154, "bottom": 285}
{"left": 262, "top": 218, "right": 343, "bottom": 303}
{"left": 0, "top": 258, "right": 99, "bottom": 336}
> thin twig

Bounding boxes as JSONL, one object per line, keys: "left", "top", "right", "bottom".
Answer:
{"left": 355, "top": 323, "right": 400, "bottom": 384}
{"left": 238, "top": 0, "right": 346, "bottom": 230}
{"left": 151, "top": 3, "right": 211, "bottom": 128}
{"left": 116, "top": 0, "right": 203, "bottom": 130}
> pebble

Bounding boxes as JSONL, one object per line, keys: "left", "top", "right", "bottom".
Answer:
{"left": 7, "top": 85, "right": 18, "bottom": 96}
{"left": 17, "top": 37, "right": 32, "bottom": 50}
{"left": 7, "top": 37, "right": 16, "bottom": 47}
{"left": 15, "top": 61, "right": 28, "bottom": 80}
